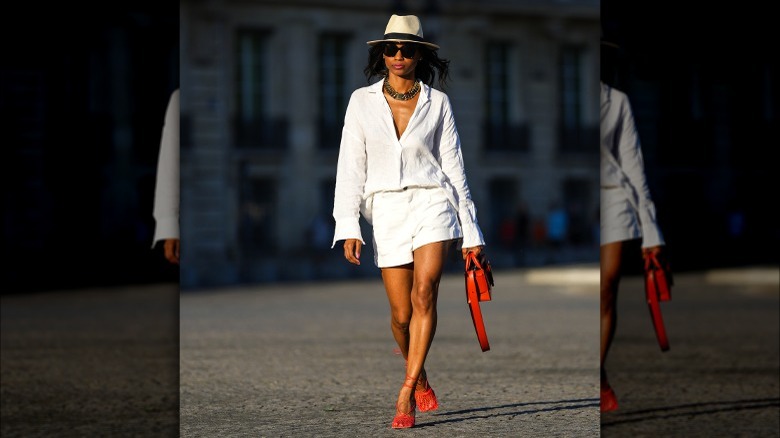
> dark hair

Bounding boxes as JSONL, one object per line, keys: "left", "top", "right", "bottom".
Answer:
{"left": 363, "top": 43, "right": 451, "bottom": 90}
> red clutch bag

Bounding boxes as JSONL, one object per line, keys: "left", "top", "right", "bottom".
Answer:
{"left": 465, "top": 251, "right": 494, "bottom": 352}
{"left": 644, "top": 251, "right": 673, "bottom": 351}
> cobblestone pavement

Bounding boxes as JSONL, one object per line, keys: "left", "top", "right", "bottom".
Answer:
{"left": 3, "top": 266, "right": 776, "bottom": 437}
{"left": 179, "top": 268, "right": 601, "bottom": 437}
{"left": 600, "top": 269, "right": 780, "bottom": 437}
{"left": 1, "top": 284, "right": 179, "bottom": 437}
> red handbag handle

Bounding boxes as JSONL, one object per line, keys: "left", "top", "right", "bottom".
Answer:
{"left": 645, "top": 252, "right": 672, "bottom": 301}
{"left": 466, "top": 252, "right": 494, "bottom": 290}
{"left": 465, "top": 251, "right": 479, "bottom": 271}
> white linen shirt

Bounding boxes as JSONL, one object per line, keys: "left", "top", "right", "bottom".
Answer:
{"left": 332, "top": 79, "right": 485, "bottom": 249}
{"left": 600, "top": 82, "right": 664, "bottom": 248}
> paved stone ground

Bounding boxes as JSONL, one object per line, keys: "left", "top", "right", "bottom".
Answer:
{"left": 1, "top": 284, "right": 179, "bottom": 437}
{"left": 601, "top": 270, "right": 780, "bottom": 437}
{"left": 3, "top": 266, "right": 777, "bottom": 437}
{"left": 179, "top": 268, "right": 601, "bottom": 437}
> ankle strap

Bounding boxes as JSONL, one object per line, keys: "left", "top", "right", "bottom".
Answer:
{"left": 403, "top": 374, "right": 417, "bottom": 389}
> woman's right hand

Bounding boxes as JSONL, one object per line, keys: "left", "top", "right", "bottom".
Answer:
{"left": 343, "top": 239, "right": 362, "bottom": 265}
{"left": 163, "top": 238, "right": 180, "bottom": 265}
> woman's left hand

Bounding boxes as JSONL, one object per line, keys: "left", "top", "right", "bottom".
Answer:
{"left": 642, "top": 245, "right": 663, "bottom": 259}
{"left": 462, "top": 245, "right": 484, "bottom": 260}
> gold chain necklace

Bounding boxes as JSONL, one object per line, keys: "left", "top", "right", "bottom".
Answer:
{"left": 383, "top": 77, "right": 421, "bottom": 101}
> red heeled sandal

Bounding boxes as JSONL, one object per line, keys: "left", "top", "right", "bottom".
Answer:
{"left": 397, "top": 354, "right": 440, "bottom": 413}
{"left": 391, "top": 375, "right": 417, "bottom": 429}
{"left": 601, "top": 384, "right": 618, "bottom": 413}
{"left": 415, "top": 373, "right": 439, "bottom": 412}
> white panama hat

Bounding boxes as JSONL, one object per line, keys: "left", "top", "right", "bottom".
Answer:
{"left": 366, "top": 14, "right": 440, "bottom": 50}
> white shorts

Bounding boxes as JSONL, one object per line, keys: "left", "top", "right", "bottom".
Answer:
{"left": 600, "top": 187, "right": 641, "bottom": 246}
{"left": 370, "top": 186, "right": 462, "bottom": 268}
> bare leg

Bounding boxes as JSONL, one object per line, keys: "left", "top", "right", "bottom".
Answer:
{"left": 601, "top": 241, "right": 623, "bottom": 387}
{"left": 381, "top": 240, "right": 451, "bottom": 414}
{"left": 381, "top": 264, "right": 414, "bottom": 360}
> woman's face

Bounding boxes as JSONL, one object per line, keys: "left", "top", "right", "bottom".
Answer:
{"left": 383, "top": 43, "right": 420, "bottom": 78}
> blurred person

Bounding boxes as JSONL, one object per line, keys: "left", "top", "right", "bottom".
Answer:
{"left": 546, "top": 201, "right": 568, "bottom": 248}
{"left": 514, "top": 201, "right": 530, "bottom": 248}
{"left": 331, "top": 14, "right": 486, "bottom": 428}
{"left": 531, "top": 218, "right": 547, "bottom": 248}
{"left": 600, "top": 61, "right": 666, "bottom": 411}
{"left": 152, "top": 88, "right": 180, "bottom": 265}
{"left": 499, "top": 214, "right": 517, "bottom": 250}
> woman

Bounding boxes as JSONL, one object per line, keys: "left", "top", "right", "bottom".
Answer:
{"left": 331, "top": 14, "right": 486, "bottom": 428}
{"left": 600, "top": 79, "right": 666, "bottom": 413}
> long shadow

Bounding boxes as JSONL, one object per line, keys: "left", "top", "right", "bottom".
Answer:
{"left": 415, "top": 398, "right": 600, "bottom": 428}
{"left": 601, "top": 397, "right": 780, "bottom": 427}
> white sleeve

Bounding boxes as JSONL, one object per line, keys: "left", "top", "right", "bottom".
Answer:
{"left": 616, "top": 95, "right": 664, "bottom": 247}
{"left": 331, "top": 92, "right": 367, "bottom": 247}
{"left": 437, "top": 95, "right": 485, "bottom": 248}
{"left": 152, "top": 89, "right": 180, "bottom": 247}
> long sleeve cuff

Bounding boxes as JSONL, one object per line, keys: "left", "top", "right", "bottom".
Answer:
{"left": 460, "top": 221, "right": 486, "bottom": 248}
{"left": 332, "top": 219, "right": 365, "bottom": 248}
{"left": 152, "top": 217, "right": 179, "bottom": 248}
{"left": 639, "top": 203, "right": 665, "bottom": 248}
{"left": 640, "top": 223, "right": 665, "bottom": 248}
{"left": 456, "top": 199, "right": 485, "bottom": 248}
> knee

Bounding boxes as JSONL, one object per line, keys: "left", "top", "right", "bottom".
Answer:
{"left": 411, "top": 282, "right": 437, "bottom": 313}
{"left": 391, "top": 310, "right": 411, "bottom": 332}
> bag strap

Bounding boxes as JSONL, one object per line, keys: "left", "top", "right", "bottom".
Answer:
{"left": 465, "top": 251, "right": 482, "bottom": 271}
{"left": 645, "top": 251, "right": 673, "bottom": 286}
{"left": 465, "top": 251, "right": 495, "bottom": 289}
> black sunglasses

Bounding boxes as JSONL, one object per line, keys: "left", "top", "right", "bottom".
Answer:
{"left": 383, "top": 43, "right": 419, "bottom": 59}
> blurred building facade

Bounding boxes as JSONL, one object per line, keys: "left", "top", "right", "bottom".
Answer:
{"left": 601, "top": 2, "right": 779, "bottom": 272}
{"left": 2, "top": 3, "right": 179, "bottom": 293}
{"left": 179, "top": 0, "right": 600, "bottom": 289}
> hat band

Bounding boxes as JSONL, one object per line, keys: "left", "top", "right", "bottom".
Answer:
{"left": 383, "top": 32, "right": 424, "bottom": 43}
